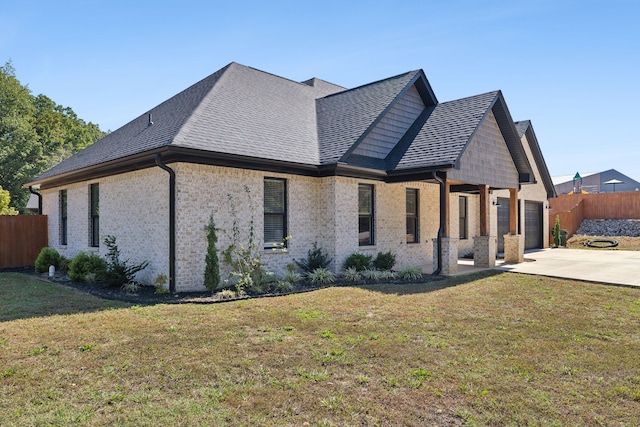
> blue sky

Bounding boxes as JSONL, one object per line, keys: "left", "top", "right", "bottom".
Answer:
{"left": 2, "top": 0, "right": 639, "bottom": 181}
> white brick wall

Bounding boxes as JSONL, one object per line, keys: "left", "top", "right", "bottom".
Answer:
{"left": 42, "top": 163, "right": 444, "bottom": 292}
{"left": 41, "top": 168, "right": 170, "bottom": 286}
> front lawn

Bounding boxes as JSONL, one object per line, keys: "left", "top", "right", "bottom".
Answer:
{"left": 1, "top": 272, "right": 638, "bottom": 425}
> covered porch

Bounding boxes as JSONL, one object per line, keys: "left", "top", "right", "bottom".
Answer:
{"left": 432, "top": 178, "right": 524, "bottom": 275}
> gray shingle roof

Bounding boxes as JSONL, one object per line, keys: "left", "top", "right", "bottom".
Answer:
{"left": 174, "top": 63, "right": 346, "bottom": 165}
{"left": 316, "top": 70, "right": 424, "bottom": 165}
{"left": 515, "top": 120, "right": 530, "bottom": 138}
{"left": 29, "top": 62, "right": 541, "bottom": 188}
{"left": 32, "top": 63, "right": 346, "bottom": 183}
{"left": 389, "top": 91, "right": 499, "bottom": 170}
{"left": 35, "top": 64, "right": 232, "bottom": 182}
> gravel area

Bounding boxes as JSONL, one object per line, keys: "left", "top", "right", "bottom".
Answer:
{"left": 576, "top": 219, "right": 640, "bottom": 237}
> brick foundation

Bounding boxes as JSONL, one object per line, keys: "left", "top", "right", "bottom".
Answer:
{"left": 433, "top": 237, "right": 458, "bottom": 275}
{"left": 504, "top": 234, "right": 524, "bottom": 263}
{"left": 473, "top": 235, "right": 496, "bottom": 268}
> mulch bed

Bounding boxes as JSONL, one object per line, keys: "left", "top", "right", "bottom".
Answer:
{"left": 34, "top": 271, "right": 446, "bottom": 305}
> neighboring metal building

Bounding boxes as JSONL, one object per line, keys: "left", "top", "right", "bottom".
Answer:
{"left": 553, "top": 169, "right": 640, "bottom": 194}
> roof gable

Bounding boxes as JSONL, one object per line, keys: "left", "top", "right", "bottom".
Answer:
{"left": 388, "top": 91, "right": 498, "bottom": 171}
{"left": 514, "top": 120, "right": 557, "bottom": 198}
{"left": 316, "top": 70, "right": 437, "bottom": 165}
{"left": 388, "top": 91, "right": 534, "bottom": 187}
{"left": 350, "top": 84, "right": 426, "bottom": 160}
{"left": 448, "top": 109, "right": 519, "bottom": 188}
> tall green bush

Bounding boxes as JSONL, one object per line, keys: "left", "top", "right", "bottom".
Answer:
{"left": 204, "top": 215, "right": 220, "bottom": 292}
{"left": 553, "top": 215, "right": 561, "bottom": 248}
{"left": 103, "top": 235, "right": 149, "bottom": 287}
{"left": 294, "top": 242, "right": 332, "bottom": 274}
{"left": 343, "top": 252, "right": 373, "bottom": 271}
{"left": 68, "top": 252, "right": 106, "bottom": 283}
{"left": 372, "top": 251, "right": 396, "bottom": 271}
{"left": 35, "top": 247, "right": 63, "bottom": 273}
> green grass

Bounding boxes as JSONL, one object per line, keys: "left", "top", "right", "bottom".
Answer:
{"left": 1, "top": 272, "right": 639, "bottom": 425}
{"left": 0, "top": 273, "right": 131, "bottom": 321}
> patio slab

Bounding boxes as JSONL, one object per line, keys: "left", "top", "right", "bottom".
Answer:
{"left": 495, "top": 248, "right": 640, "bottom": 288}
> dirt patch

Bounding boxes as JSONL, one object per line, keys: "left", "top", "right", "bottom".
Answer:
{"left": 567, "top": 235, "right": 640, "bottom": 251}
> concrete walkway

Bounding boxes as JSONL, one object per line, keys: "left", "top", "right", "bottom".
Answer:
{"left": 495, "top": 248, "right": 640, "bottom": 288}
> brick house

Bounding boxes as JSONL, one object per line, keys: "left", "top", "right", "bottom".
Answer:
{"left": 27, "top": 62, "right": 555, "bottom": 292}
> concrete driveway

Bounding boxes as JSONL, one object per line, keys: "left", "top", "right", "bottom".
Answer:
{"left": 496, "top": 248, "right": 640, "bottom": 288}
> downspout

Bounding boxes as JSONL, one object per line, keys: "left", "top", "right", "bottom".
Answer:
{"left": 155, "top": 153, "right": 176, "bottom": 293}
{"left": 28, "top": 186, "right": 42, "bottom": 215}
{"left": 432, "top": 172, "right": 445, "bottom": 275}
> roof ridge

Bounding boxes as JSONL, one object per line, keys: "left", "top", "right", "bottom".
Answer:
{"left": 439, "top": 90, "right": 500, "bottom": 105}
{"left": 301, "top": 77, "right": 346, "bottom": 89}
{"left": 321, "top": 70, "right": 420, "bottom": 99}
{"left": 231, "top": 63, "right": 343, "bottom": 91}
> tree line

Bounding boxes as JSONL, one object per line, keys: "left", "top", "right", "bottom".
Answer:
{"left": 0, "top": 61, "right": 106, "bottom": 212}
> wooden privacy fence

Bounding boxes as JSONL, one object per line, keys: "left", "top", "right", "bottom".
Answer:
{"left": 549, "top": 192, "right": 640, "bottom": 237}
{"left": 0, "top": 215, "right": 48, "bottom": 269}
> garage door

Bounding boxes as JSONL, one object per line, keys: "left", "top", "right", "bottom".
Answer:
{"left": 524, "top": 201, "right": 543, "bottom": 250}
{"left": 496, "top": 197, "right": 510, "bottom": 253}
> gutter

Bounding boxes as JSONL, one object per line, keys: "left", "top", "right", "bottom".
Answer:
{"left": 155, "top": 154, "right": 176, "bottom": 293}
{"left": 28, "top": 186, "right": 42, "bottom": 215}
{"left": 432, "top": 171, "right": 445, "bottom": 275}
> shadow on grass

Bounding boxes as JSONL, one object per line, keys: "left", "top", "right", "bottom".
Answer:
{"left": 1, "top": 270, "right": 508, "bottom": 322}
{"left": 0, "top": 273, "right": 132, "bottom": 322}
{"left": 357, "top": 270, "right": 504, "bottom": 295}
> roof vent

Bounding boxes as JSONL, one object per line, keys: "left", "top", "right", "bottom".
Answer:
{"left": 148, "top": 113, "right": 154, "bottom": 127}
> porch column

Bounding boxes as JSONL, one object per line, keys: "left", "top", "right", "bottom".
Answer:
{"left": 474, "top": 184, "right": 496, "bottom": 267}
{"left": 436, "top": 179, "right": 458, "bottom": 274}
{"left": 504, "top": 188, "right": 524, "bottom": 263}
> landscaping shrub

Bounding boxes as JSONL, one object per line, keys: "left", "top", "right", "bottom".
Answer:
{"left": 372, "top": 251, "right": 396, "bottom": 271}
{"left": 398, "top": 265, "right": 423, "bottom": 281}
{"left": 553, "top": 215, "right": 561, "bottom": 248}
{"left": 294, "top": 242, "right": 332, "bottom": 273}
{"left": 275, "top": 280, "right": 295, "bottom": 292}
{"left": 103, "top": 235, "right": 149, "bottom": 287}
{"left": 308, "top": 268, "right": 336, "bottom": 285}
{"left": 343, "top": 252, "right": 372, "bottom": 271}
{"left": 203, "top": 215, "right": 220, "bottom": 292}
{"left": 379, "top": 270, "right": 398, "bottom": 280}
{"left": 154, "top": 274, "right": 169, "bottom": 294}
{"left": 342, "top": 267, "right": 361, "bottom": 282}
{"left": 361, "top": 268, "right": 383, "bottom": 281}
{"left": 35, "top": 247, "right": 63, "bottom": 273}
{"left": 68, "top": 252, "right": 106, "bottom": 283}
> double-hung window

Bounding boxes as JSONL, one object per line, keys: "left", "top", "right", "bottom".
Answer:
{"left": 358, "top": 184, "right": 374, "bottom": 246}
{"left": 264, "top": 178, "right": 287, "bottom": 248}
{"left": 60, "top": 190, "right": 67, "bottom": 245}
{"left": 89, "top": 183, "right": 99, "bottom": 247}
{"left": 406, "top": 188, "right": 419, "bottom": 243}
